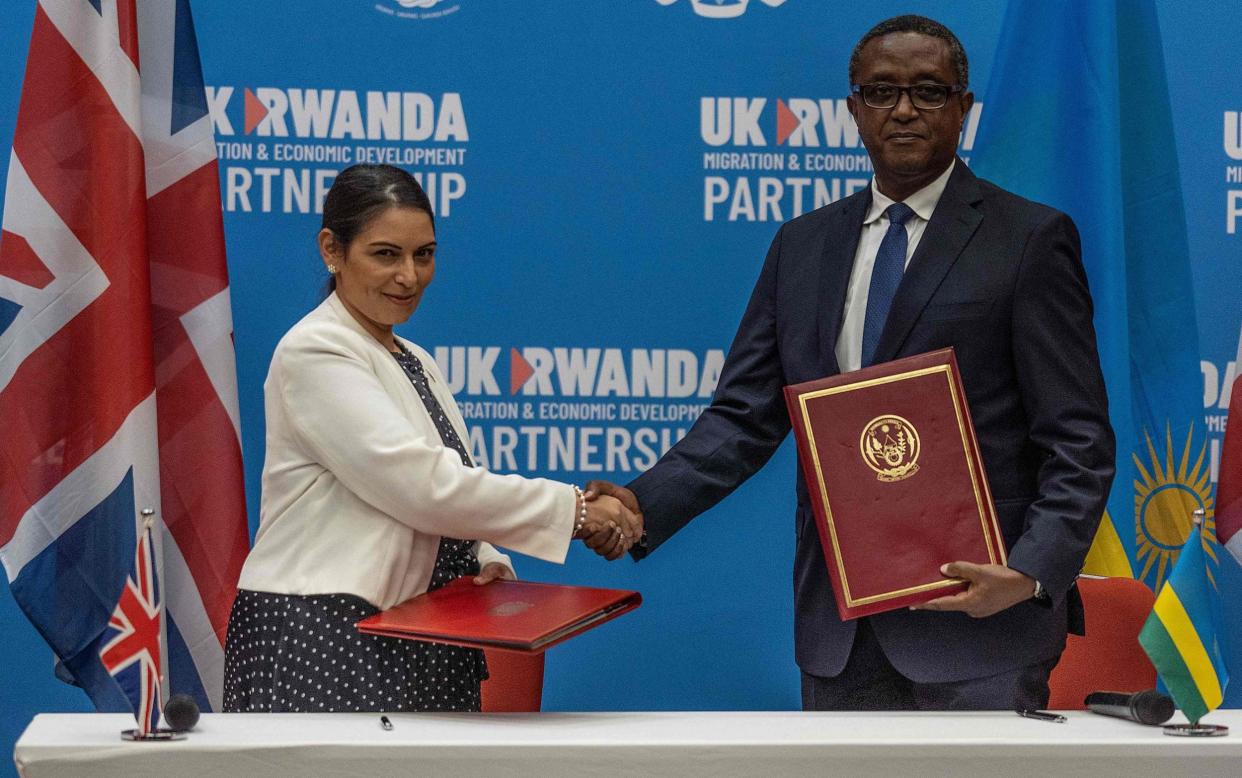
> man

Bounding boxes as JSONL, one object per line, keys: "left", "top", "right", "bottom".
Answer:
{"left": 589, "top": 15, "right": 1115, "bottom": 710}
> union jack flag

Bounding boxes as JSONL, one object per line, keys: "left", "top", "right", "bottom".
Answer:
{"left": 100, "top": 516, "right": 163, "bottom": 734}
{"left": 0, "top": 0, "right": 248, "bottom": 714}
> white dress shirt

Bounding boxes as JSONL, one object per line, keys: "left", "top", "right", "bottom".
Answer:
{"left": 834, "top": 160, "right": 956, "bottom": 373}
{"left": 238, "top": 293, "right": 576, "bottom": 610}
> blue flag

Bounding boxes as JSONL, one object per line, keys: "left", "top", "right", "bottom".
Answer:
{"left": 971, "top": 0, "right": 1212, "bottom": 590}
{"left": 1139, "top": 522, "right": 1229, "bottom": 724}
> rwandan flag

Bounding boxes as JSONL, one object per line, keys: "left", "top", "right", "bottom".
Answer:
{"left": 970, "top": 2, "right": 1210, "bottom": 588}
{"left": 1138, "top": 523, "right": 1229, "bottom": 724}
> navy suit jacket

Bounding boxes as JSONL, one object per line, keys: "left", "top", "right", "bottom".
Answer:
{"left": 629, "top": 161, "right": 1116, "bottom": 683}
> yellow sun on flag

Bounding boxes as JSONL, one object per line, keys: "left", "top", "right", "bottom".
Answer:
{"left": 1134, "top": 424, "right": 1217, "bottom": 590}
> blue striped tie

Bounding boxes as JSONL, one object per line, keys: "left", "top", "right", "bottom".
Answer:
{"left": 860, "top": 202, "right": 915, "bottom": 367}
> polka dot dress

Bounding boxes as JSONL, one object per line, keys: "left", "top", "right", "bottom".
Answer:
{"left": 222, "top": 346, "right": 490, "bottom": 713}
{"left": 223, "top": 590, "right": 485, "bottom": 712}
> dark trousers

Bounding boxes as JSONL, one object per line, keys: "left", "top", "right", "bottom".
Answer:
{"left": 801, "top": 617, "right": 1059, "bottom": 711}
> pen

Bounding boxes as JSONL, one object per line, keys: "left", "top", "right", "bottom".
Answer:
{"left": 380, "top": 715, "right": 393, "bottom": 731}
{"left": 1017, "top": 709, "right": 1067, "bottom": 723}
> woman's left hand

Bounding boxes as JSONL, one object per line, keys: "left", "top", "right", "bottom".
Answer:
{"left": 473, "top": 562, "right": 516, "bottom": 585}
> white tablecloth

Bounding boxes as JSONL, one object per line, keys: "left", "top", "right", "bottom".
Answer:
{"left": 14, "top": 710, "right": 1242, "bottom": 777}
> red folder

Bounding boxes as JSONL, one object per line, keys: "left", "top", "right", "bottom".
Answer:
{"left": 355, "top": 578, "right": 641, "bottom": 653}
{"left": 784, "top": 348, "right": 1005, "bottom": 620}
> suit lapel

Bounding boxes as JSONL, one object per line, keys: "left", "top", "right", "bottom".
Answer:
{"left": 817, "top": 188, "right": 871, "bottom": 375}
{"left": 871, "top": 161, "right": 983, "bottom": 364}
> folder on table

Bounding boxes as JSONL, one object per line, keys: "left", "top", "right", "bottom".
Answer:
{"left": 784, "top": 348, "right": 1005, "bottom": 620}
{"left": 356, "top": 578, "right": 641, "bottom": 653}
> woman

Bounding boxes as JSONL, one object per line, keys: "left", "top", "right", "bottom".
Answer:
{"left": 224, "top": 164, "right": 638, "bottom": 713}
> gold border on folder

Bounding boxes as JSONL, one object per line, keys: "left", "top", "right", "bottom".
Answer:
{"left": 797, "top": 365, "right": 1005, "bottom": 608}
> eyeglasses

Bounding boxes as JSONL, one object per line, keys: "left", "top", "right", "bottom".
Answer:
{"left": 851, "top": 82, "right": 964, "bottom": 110}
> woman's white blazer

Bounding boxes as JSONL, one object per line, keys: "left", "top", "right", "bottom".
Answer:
{"left": 237, "top": 293, "right": 574, "bottom": 609}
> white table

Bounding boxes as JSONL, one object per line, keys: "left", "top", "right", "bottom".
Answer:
{"left": 14, "top": 710, "right": 1242, "bottom": 777}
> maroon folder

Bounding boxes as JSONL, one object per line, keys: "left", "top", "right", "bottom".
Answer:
{"left": 355, "top": 578, "right": 641, "bottom": 653}
{"left": 784, "top": 348, "right": 1005, "bottom": 620}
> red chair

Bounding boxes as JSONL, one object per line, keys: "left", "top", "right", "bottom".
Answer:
{"left": 481, "top": 649, "right": 545, "bottom": 712}
{"left": 1047, "top": 576, "right": 1157, "bottom": 709}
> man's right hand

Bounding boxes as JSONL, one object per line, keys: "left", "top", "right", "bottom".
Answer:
{"left": 573, "top": 493, "right": 640, "bottom": 560}
{"left": 581, "top": 480, "right": 645, "bottom": 561}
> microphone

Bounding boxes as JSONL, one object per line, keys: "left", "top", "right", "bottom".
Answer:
{"left": 1084, "top": 689, "right": 1175, "bottom": 725}
{"left": 163, "top": 694, "right": 201, "bottom": 732}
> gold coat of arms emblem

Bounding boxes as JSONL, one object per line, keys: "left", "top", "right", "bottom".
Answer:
{"left": 860, "top": 415, "right": 921, "bottom": 482}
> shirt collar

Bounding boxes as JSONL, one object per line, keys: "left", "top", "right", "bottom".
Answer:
{"left": 864, "top": 159, "right": 956, "bottom": 224}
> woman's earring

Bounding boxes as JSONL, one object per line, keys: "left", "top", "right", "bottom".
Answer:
{"left": 327, "top": 263, "right": 338, "bottom": 274}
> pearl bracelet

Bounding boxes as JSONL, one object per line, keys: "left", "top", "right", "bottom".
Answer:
{"left": 572, "top": 485, "right": 587, "bottom": 535}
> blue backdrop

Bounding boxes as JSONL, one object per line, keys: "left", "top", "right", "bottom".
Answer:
{"left": 2, "top": 1, "right": 1240, "bottom": 770}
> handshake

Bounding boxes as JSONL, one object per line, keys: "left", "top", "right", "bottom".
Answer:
{"left": 572, "top": 480, "right": 643, "bottom": 561}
